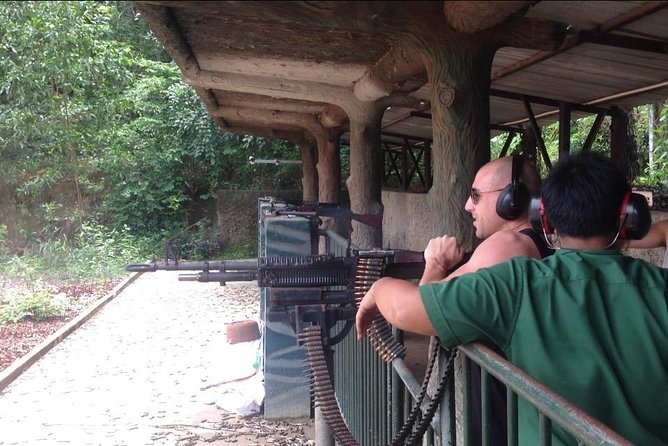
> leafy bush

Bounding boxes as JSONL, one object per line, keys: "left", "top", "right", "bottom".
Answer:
{"left": 220, "top": 240, "right": 257, "bottom": 260}
{"left": 0, "top": 221, "right": 158, "bottom": 283}
{"left": 1, "top": 288, "right": 69, "bottom": 323}
{"left": 0, "top": 224, "right": 8, "bottom": 258}
{"left": 158, "top": 219, "right": 227, "bottom": 261}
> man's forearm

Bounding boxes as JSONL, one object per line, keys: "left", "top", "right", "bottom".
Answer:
{"left": 366, "top": 277, "right": 436, "bottom": 336}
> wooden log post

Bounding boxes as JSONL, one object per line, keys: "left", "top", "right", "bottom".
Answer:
{"left": 610, "top": 106, "right": 634, "bottom": 180}
{"left": 411, "top": 33, "right": 497, "bottom": 249}
{"left": 313, "top": 127, "right": 343, "bottom": 205}
{"left": 345, "top": 101, "right": 385, "bottom": 248}
{"left": 522, "top": 126, "right": 538, "bottom": 164}
{"left": 299, "top": 134, "right": 319, "bottom": 203}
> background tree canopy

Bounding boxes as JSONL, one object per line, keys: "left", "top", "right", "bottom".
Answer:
{"left": 0, "top": 0, "right": 302, "bottom": 256}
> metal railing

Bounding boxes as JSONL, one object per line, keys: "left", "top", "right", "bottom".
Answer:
{"left": 459, "top": 343, "right": 633, "bottom": 446}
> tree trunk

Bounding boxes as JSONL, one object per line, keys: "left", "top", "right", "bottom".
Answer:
{"left": 611, "top": 107, "right": 633, "bottom": 180}
{"left": 649, "top": 103, "right": 660, "bottom": 174}
{"left": 346, "top": 103, "right": 384, "bottom": 248}
{"left": 417, "top": 33, "right": 496, "bottom": 248}
{"left": 315, "top": 129, "right": 342, "bottom": 204}
{"left": 300, "top": 138, "right": 318, "bottom": 203}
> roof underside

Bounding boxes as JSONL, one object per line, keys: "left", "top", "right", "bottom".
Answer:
{"left": 135, "top": 0, "right": 668, "bottom": 145}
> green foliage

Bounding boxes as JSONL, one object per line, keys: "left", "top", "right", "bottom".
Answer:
{"left": 0, "top": 222, "right": 158, "bottom": 282}
{"left": 96, "top": 64, "right": 301, "bottom": 235}
{"left": 0, "top": 224, "right": 8, "bottom": 257}
{"left": 160, "top": 219, "right": 227, "bottom": 260}
{"left": 0, "top": 0, "right": 302, "bottom": 265}
{"left": 0, "top": 1, "right": 138, "bottom": 185}
{"left": 633, "top": 104, "right": 668, "bottom": 187}
{"left": 220, "top": 240, "right": 258, "bottom": 260}
{"left": 1, "top": 287, "right": 69, "bottom": 323}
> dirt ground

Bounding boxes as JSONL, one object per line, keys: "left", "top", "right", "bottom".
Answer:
{"left": 0, "top": 280, "right": 119, "bottom": 372}
{"left": 0, "top": 276, "right": 315, "bottom": 446}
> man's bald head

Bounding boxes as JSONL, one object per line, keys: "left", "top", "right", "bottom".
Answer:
{"left": 481, "top": 155, "right": 541, "bottom": 195}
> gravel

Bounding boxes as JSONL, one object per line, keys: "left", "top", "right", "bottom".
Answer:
{"left": 0, "top": 272, "right": 315, "bottom": 446}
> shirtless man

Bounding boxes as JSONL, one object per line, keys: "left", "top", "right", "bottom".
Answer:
{"left": 421, "top": 154, "right": 550, "bottom": 284}
{"left": 419, "top": 154, "right": 552, "bottom": 445}
{"left": 627, "top": 219, "right": 668, "bottom": 266}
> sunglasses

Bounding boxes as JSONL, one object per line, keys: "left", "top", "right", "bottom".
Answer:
{"left": 470, "top": 187, "right": 504, "bottom": 205}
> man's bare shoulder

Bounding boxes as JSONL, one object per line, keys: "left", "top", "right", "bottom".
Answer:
{"left": 474, "top": 230, "right": 541, "bottom": 262}
{"left": 447, "top": 229, "right": 541, "bottom": 278}
{"left": 485, "top": 229, "right": 539, "bottom": 249}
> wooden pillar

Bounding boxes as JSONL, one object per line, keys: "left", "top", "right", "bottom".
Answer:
{"left": 414, "top": 33, "right": 496, "bottom": 248}
{"left": 299, "top": 135, "right": 319, "bottom": 203}
{"left": 522, "top": 126, "right": 538, "bottom": 165}
{"left": 314, "top": 127, "right": 342, "bottom": 204}
{"left": 345, "top": 102, "right": 384, "bottom": 248}
{"left": 610, "top": 106, "right": 632, "bottom": 180}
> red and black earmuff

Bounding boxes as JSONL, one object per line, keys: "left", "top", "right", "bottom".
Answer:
{"left": 529, "top": 192, "right": 651, "bottom": 240}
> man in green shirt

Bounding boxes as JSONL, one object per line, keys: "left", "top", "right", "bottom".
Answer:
{"left": 356, "top": 152, "right": 668, "bottom": 445}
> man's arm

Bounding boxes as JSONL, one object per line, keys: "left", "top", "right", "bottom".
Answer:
{"left": 420, "top": 235, "right": 465, "bottom": 284}
{"left": 356, "top": 277, "right": 436, "bottom": 338}
{"left": 627, "top": 220, "right": 668, "bottom": 249}
{"left": 422, "top": 230, "right": 541, "bottom": 283}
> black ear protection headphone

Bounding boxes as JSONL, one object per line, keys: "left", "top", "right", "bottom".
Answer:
{"left": 496, "top": 155, "right": 531, "bottom": 221}
{"left": 528, "top": 192, "right": 651, "bottom": 240}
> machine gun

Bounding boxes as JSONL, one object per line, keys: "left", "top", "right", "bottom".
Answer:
{"left": 126, "top": 248, "right": 424, "bottom": 341}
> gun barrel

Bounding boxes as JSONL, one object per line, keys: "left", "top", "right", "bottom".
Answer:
{"left": 126, "top": 260, "right": 258, "bottom": 272}
{"left": 126, "top": 263, "right": 159, "bottom": 272}
{"left": 178, "top": 271, "right": 258, "bottom": 282}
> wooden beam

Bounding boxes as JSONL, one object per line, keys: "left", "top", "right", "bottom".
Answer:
{"left": 353, "top": 43, "right": 426, "bottom": 102}
{"left": 410, "top": 111, "right": 432, "bottom": 119}
{"left": 522, "top": 96, "right": 552, "bottom": 170}
{"left": 218, "top": 122, "right": 307, "bottom": 145}
{"left": 559, "top": 103, "right": 571, "bottom": 158}
{"left": 496, "top": 16, "right": 568, "bottom": 52}
{"left": 490, "top": 88, "right": 611, "bottom": 116}
{"left": 215, "top": 91, "right": 328, "bottom": 114}
{"left": 499, "top": 131, "right": 517, "bottom": 157}
{"left": 577, "top": 31, "right": 668, "bottom": 55}
{"left": 381, "top": 130, "right": 433, "bottom": 142}
{"left": 381, "top": 102, "right": 431, "bottom": 129}
{"left": 193, "top": 87, "right": 218, "bottom": 109}
{"left": 490, "top": 124, "right": 522, "bottom": 133}
{"left": 319, "top": 104, "right": 348, "bottom": 128}
{"left": 213, "top": 106, "right": 325, "bottom": 136}
{"left": 443, "top": 1, "right": 531, "bottom": 33}
{"left": 133, "top": 4, "right": 199, "bottom": 76}
{"left": 184, "top": 68, "right": 349, "bottom": 106}
{"left": 137, "top": 1, "right": 445, "bottom": 34}
{"left": 581, "top": 112, "right": 607, "bottom": 152}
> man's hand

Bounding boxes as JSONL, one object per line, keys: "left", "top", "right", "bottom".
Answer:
{"left": 355, "top": 283, "right": 379, "bottom": 339}
{"left": 420, "top": 235, "right": 466, "bottom": 284}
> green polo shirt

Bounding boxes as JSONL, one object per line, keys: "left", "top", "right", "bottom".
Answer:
{"left": 420, "top": 249, "right": 668, "bottom": 446}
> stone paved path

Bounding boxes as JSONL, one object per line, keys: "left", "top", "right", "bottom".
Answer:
{"left": 0, "top": 271, "right": 313, "bottom": 446}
